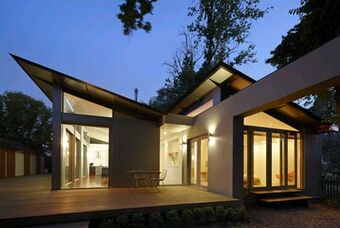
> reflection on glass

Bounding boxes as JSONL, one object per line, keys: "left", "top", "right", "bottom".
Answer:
{"left": 272, "top": 133, "right": 285, "bottom": 186}
{"left": 61, "top": 124, "right": 109, "bottom": 189}
{"left": 253, "top": 131, "right": 266, "bottom": 187}
{"left": 63, "top": 93, "right": 112, "bottom": 117}
{"left": 288, "top": 134, "right": 296, "bottom": 185}
{"left": 243, "top": 132, "right": 248, "bottom": 188}
{"left": 200, "top": 138, "right": 208, "bottom": 187}
{"left": 190, "top": 141, "right": 197, "bottom": 184}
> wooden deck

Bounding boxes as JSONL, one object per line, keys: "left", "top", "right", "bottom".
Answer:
{"left": 0, "top": 175, "right": 238, "bottom": 227}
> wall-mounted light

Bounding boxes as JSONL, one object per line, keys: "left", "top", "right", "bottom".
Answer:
{"left": 209, "top": 133, "right": 214, "bottom": 137}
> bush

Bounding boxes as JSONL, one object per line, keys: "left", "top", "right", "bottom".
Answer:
{"left": 148, "top": 212, "right": 164, "bottom": 228}
{"left": 116, "top": 214, "right": 129, "bottom": 227}
{"left": 129, "top": 213, "right": 145, "bottom": 227}
{"left": 181, "top": 209, "right": 194, "bottom": 227}
{"left": 165, "top": 210, "right": 181, "bottom": 227}
{"left": 193, "top": 207, "right": 206, "bottom": 225}
{"left": 233, "top": 207, "right": 246, "bottom": 221}
{"left": 215, "top": 206, "right": 227, "bottom": 222}
{"left": 223, "top": 207, "right": 234, "bottom": 221}
{"left": 203, "top": 206, "right": 216, "bottom": 223}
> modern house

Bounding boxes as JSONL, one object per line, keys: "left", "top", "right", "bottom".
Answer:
{"left": 11, "top": 36, "right": 340, "bottom": 202}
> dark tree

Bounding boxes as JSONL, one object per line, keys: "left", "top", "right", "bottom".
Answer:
{"left": 266, "top": 0, "right": 340, "bottom": 126}
{"left": 117, "top": 0, "right": 157, "bottom": 35}
{"left": 149, "top": 0, "right": 268, "bottom": 111}
{"left": 150, "top": 31, "right": 200, "bottom": 111}
{"left": 188, "top": 0, "right": 268, "bottom": 72}
{"left": 0, "top": 91, "right": 52, "bottom": 155}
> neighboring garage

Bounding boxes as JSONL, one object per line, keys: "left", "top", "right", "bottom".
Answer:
{"left": 0, "top": 138, "right": 45, "bottom": 178}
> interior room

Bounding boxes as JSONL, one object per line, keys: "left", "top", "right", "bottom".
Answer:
{"left": 61, "top": 124, "right": 109, "bottom": 189}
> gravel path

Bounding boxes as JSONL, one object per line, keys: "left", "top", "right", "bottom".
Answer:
{"left": 236, "top": 203, "right": 340, "bottom": 228}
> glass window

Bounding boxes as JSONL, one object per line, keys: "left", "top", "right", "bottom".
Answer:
{"left": 190, "top": 141, "right": 197, "bottom": 184}
{"left": 272, "top": 133, "right": 285, "bottom": 187}
{"left": 243, "top": 132, "right": 248, "bottom": 188}
{"left": 297, "top": 133, "right": 303, "bottom": 188}
{"left": 61, "top": 124, "right": 109, "bottom": 189}
{"left": 200, "top": 138, "right": 208, "bottom": 187}
{"left": 253, "top": 131, "right": 266, "bottom": 187}
{"left": 63, "top": 92, "right": 112, "bottom": 117}
{"left": 288, "top": 134, "right": 296, "bottom": 186}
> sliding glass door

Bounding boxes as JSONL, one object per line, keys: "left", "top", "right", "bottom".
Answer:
{"left": 189, "top": 136, "right": 209, "bottom": 189}
{"left": 244, "top": 127, "right": 303, "bottom": 190}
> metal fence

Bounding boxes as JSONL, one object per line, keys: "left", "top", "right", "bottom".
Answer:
{"left": 322, "top": 174, "right": 340, "bottom": 197}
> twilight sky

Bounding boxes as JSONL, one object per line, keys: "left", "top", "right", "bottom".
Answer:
{"left": 0, "top": 1, "right": 301, "bottom": 106}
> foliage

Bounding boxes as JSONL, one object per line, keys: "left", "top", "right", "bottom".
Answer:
{"left": 117, "top": 0, "right": 157, "bottom": 35}
{"left": 181, "top": 209, "right": 194, "bottom": 227}
{"left": 148, "top": 212, "right": 163, "bottom": 227}
{"left": 0, "top": 91, "right": 52, "bottom": 155}
{"left": 193, "top": 207, "right": 206, "bottom": 225}
{"left": 116, "top": 214, "right": 129, "bottom": 227}
{"left": 267, "top": 0, "right": 340, "bottom": 68}
{"left": 149, "top": 31, "right": 200, "bottom": 111}
{"left": 266, "top": 0, "right": 340, "bottom": 125}
{"left": 165, "top": 210, "right": 181, "bottom": 227}
{"left": 129, "top": 212, "right": 145, "bottom": 227}
{"left": 202, "top": 206, "right": 216, "bottom": 223}
{"left": 321, "top": 132, "right": 340, "bottom": 174}
{"left": 188, "top": 0, "right": 268, "bottom": 71}
{"left": 215, "top": 206, "right": 227, "bottom": 222}
{"left": 149, "top": 0, "right": 268, "bottom": 111}
{"left": 97, "top": 206, "right": 247, "bottom": 227}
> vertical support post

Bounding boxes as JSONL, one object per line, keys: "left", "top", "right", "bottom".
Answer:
{"left": 109, "top": 109, "right": 115, "bottom": 187}
{"left": 52, "top": 86, "right": 62, "bottom": 190}
{"left": 233, "top": 116, "right": 244, "bottom": 202}
{"left": 267, "top": 131, "right": 272, "bottom": 189}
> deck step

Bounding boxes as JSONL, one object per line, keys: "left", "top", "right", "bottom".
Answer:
{"left": 250, "top": 189, "right": 302, "bottom": 196}
{"left": 259, "top": 195, "right": 314, "bottom": 203}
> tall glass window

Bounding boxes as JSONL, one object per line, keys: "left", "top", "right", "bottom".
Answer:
{"left": 253, "top": 131, "right": 267, "bottom": 187}
{"left": 61, "top": 124, "right": 109, "bottom": 189}
{"left": 190, "top": 141, "right": 197, "bottom": 184}
{"left": 287, "top": 134, "right": 296, "bottom": 186}
{"left": 272, "top": 133, "right": 285, "bottom": 187}
{"left": 243, "top": 132, "right": 248, "bottom": 188}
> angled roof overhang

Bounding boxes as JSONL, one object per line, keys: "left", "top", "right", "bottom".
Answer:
{"left": 11, "top": 54, "right": 163, "bottom": 122}
{"left": 167, "top": 61, "right": 325, "bottom": 131}
{"left": 167, "top": 62, "right": 255, "bottom": 114}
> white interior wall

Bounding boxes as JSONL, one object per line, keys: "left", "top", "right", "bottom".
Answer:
{"left": 160, "top": 133, "right": 183, "bottom": 185}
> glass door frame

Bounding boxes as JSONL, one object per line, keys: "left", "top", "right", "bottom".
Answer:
{"left": 187, "top": 134, "right": 209, "bottom": 189}
{"left": 244, "top": 126, "right": 303, "bottom": 191}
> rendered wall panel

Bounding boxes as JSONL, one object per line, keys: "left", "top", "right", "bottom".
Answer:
{"left": 111, "top": 118, "right": 160, "bottom": 187}
{"left": 15, "top": 152, "right": 24, "bottom": 176}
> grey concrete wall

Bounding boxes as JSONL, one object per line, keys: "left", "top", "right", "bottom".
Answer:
{"left": 111, "top": 118, "right": 160, "bottom": 187}
{"left": 304, "top": 134, "right": 322, "bottom": 197}
{"left": 182, "top": 37, "right": 340, "bottom": 199}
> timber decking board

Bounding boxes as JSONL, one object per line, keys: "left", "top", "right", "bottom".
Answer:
{"left": 259, "top": 195, "right": 314, "bottom": 203}
{"left": 250, "top": 189, "right": 302, "bottom": 195}
{"left": 0, "top": 175, "right": 238, "bottom": 227}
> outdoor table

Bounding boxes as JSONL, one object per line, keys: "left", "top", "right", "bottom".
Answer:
{"left": 127, "top": 170, "right": 161, "bottom": 190}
